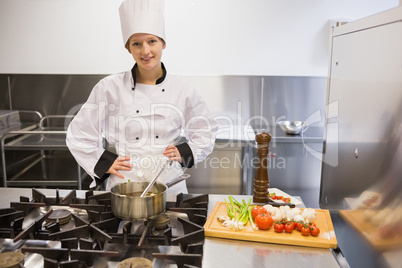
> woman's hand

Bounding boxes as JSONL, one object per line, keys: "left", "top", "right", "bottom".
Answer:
{"left": 163, "top": 145, "right": 182, "bottom": 163}
{"left": 107, "top": 156, "right": 132, "bottom": 179}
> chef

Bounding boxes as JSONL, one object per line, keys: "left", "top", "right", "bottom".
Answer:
{"left": 66, "top": 0, "right": 218, "bottom": 193}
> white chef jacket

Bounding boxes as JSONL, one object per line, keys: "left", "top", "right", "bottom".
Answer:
{"left": 66, "top": 64, "right": 218, "bottom": 192}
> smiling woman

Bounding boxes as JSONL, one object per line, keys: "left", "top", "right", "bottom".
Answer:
{"left": 65, "top": 0, "right": 218, "bottom": 193}
{"left": 127, "top": 34, "right": 166, "bottom": 84}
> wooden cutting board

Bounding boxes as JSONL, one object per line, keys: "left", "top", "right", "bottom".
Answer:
{"left": 339, "top": 210, "right": 402, "bottom": 250}
{"left": 204, "top": 202, "right": 338, "bottom": 249}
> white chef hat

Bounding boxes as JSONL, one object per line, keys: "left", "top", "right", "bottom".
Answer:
{"left": 119, "top": 0, "right": 166, "bottom": 46}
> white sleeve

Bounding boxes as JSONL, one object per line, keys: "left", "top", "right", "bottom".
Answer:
{"left": 184, "top": 88, "right": 218, "bottom": 164}
{"left": 66, "top": 81, "right": 108, "bottom": 181}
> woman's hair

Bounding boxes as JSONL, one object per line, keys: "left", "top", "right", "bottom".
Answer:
{"left": 125, "top": 36, "right": 166, "bottom": 53}
{"left": 125, "top": 40, "right": 131, "bottom": 52}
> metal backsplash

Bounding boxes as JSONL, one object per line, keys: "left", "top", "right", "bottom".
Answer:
{"left": 0, "top": 74, "right": 327, "bottom": 126}
{"left": 0, "top": 74, "right": 107, "bottom": 115}
{"left": 0, "top": 74, "right": 327, "bottom": 197}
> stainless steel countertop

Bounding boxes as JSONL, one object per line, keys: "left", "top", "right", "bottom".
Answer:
{"left": 270, "top": 126, "right": 324, "bottom": 143}
{"left": 214, "top": 125, "right": 323, "bottom": 144}
{"left": 0, "top": 189, "right": 339, "bottom": 268}
{"left": 0, "top": 188, "right": 87, "bottom": 205}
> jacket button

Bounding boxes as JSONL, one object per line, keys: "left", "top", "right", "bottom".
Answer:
{"left": 136, "top": 137, "right": 139, "bottom": 140}
{"left": 162, "top": 89, "right": 165, "bottom": 92}
{"left": 136, "top": 110, "right": 139, "bottom": 113}
{"left": 156, "top": 135, "right": 159, "bottom": 139}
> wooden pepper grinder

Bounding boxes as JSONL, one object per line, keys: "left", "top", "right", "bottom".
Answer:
{"left": 253, "top": 131, "right": 272, "bottom": 203}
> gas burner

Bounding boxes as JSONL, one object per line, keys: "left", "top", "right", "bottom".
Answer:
{"left": 118, "top": 257, "right": 152, "bottom": 268}
{"left": 45, "top": 209, "right": 72, "bottom": 225}
{"left": 0, "top": 252, "right": 24, "bottom": 267}
{"left": 149, "top": 213, "right": 170, "bottom": 230}
{"left": 0, "top": 190, "right": 209, "bottom": 267}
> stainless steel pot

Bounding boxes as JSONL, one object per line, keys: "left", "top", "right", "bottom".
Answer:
{"left": 110, "top": 174, "right": 190, "bottom": 220}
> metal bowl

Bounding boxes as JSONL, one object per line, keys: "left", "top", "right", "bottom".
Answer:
{"left": 278, "top": 120, "right": 309, "bottom": 135}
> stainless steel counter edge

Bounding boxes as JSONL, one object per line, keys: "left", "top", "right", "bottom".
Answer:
{"left": 214, "top": 125, "right": 324, "bottom": 144}
{"left": 0, "top": 188, "right": 91, "bottom": 206}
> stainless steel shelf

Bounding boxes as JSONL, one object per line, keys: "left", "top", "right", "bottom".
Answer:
{"left": 3, "top": 131, "right": 68, "bottom": 150}
{"left": 1, "top": 115, "right": 84, "bottom": 189}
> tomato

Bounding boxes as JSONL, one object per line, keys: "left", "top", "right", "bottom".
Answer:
{"left": 284, "top": 223, "right": 294, "bottom": 233}
{"left": 301, "top": 226, "right": 311, "bottom": 236}
{"left": 269, "top": 192, "right": 292, "bottom": 203}
{"left": 296, "top": 222, "right": 304, "bottom": 231}
{"left": 310, "top": 226, "right": 320, "bottom": 237}
{"left": 308, "top": 222, "right": 316, "bottom": 227}
{"left": 251, "top": 206, "right": 268, "bottom": 219}
{"left": 290, "top": 221, "right": 297, "bottom": 229}
{"left": 274, "top": 223, "right": 284, "bottom": 233}
{"left": 255, "top": 213, "right": 274, "bottom": 230}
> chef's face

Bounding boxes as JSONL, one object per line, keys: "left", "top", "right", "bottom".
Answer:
{"left": 128, "top": 33, "right": 166, "bottom": 72}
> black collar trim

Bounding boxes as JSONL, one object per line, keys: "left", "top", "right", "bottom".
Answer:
{"left": 131, "top": 62, "right": 167, "bottom": 90}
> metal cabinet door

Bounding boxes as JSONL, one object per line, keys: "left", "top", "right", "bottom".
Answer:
{"left": 320, "top": 15, "right": 402, "bottom": 209}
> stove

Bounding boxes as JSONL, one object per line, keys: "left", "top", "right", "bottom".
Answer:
{"left": 0, "top": 188, "right": 208, "bottom": 267}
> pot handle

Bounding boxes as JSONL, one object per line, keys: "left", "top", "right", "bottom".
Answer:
{"left": 140, "top": 160, "right": 172, "bottom": 197}
{"left": 165, "top": 174, "right": 191, "bottom": 188}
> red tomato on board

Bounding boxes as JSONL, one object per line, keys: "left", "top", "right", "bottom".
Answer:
{"left": 274, "top": 223, "right": 284, "bottom": 233}
{"left": 255, "top": 213, "right": 273, "bottom": 230}
{"left": 311, "top": 226, "right": 320, "bottom": 237}
{"left": 296, "top": 222, "right": 304, "bottom": 231}
{"left": 301, "top": 226, "right": 311, "bottom": 236}
{"left": 251, "top": 206, "right": 268, "bottom": 219}
{"left": 285, "top": 223, "right": 294, "bottom": 233}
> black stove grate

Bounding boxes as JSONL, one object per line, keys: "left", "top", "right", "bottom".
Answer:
{"left": 0, "top": 188, "right": 209, "bottom": 267}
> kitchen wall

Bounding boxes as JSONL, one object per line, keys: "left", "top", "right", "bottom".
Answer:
{"left": 0, "top": 0, "right": 398, "bottom": 76}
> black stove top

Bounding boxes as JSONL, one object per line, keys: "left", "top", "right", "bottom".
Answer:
{"left": 0, "top": 188, "right": 208, "bottom": 267}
